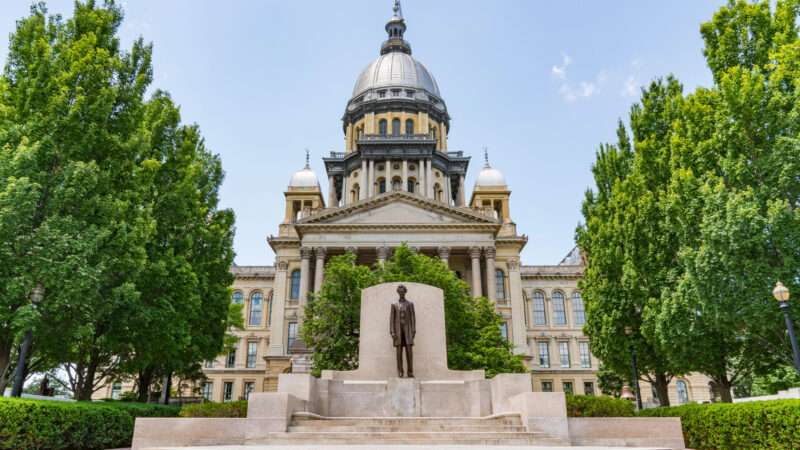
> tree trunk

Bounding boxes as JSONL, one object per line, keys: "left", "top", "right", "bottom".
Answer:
{"left": 160, "top": 371, "right": 172, "bottom": 405}
{"left": 76, "top": 353, "right": 99, "bottom": 401}
{"left": 137, "top": 366, "right": 154, "bottom": 402}
{"left": 653, "top": 372, "right": 671, "bottom": 407}
{"left": 0, "top": 339, "right": 12, "bottom": 393}
{"left": 714, "top": 375, "right": 734, "bottom": 403}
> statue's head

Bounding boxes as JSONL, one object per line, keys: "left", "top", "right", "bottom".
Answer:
{"left": 397, "top": 285, "right": 407, "bottom": 296}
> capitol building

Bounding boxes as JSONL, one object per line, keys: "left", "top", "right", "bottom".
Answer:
{"left": 97, "top": 2, "right": 711, "bottom": 407}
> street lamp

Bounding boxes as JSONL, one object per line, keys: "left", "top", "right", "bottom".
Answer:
{"left": 773, "top": 281, "right": 800, "bottom": 375}
{"left": 624, "top": 326, "right": 643, "bottom": 411}
{"left": 11, "top": 284, "right": 44, "bottom": 397}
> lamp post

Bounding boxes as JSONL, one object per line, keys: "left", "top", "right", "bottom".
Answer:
{"left": 625, "top": 326, "right": 643, "bottom": 411}
{"left": 11, "top": 284, "right": 44, "bottom": 397}
{"left": 773, "top": 281, "right": 800, "bottom": 375}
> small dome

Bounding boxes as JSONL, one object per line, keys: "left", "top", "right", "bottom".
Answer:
{"left": 289, "top": 152, "right": 320, "bottom": 188}
{"left": 474, "top": 149, "right": 506, "bottom": 187}
{"left": 475, "top": 167, "right": 507, "bottom": 187}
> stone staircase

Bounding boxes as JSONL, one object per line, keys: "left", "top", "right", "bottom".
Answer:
{"left": 249, "top": 412, "right": 571, "bottom": 446}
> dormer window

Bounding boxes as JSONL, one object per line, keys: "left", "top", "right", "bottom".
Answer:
{"left": 391, "top": 89, "right": 400, "bottom": 97}
{"left": 406, "top": 90, "right": 414, "bottom": 98}
{"left": 378, "top": 90, "right": 387, "bottom": 98}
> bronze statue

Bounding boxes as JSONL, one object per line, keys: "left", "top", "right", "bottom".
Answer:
{"left": 390, "top": 284, "right": 416, "bottom": 378}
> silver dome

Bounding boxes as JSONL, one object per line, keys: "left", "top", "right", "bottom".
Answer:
{"left": 289, "top": 167, "right": 320, "bottom": 188}
{"left": 352, "top": 52, "right": 441, "bottom": 98}
{"left": 475, "top": 167, "right": 507, "bottom": 187}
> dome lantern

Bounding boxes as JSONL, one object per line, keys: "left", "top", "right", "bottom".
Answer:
{"left": 475, "top": 148, "right": 507, "bottom": 188}
{"left": 289, "top": 150, "right": 320, "bottom": 189}
{"left": 382, "top": 0, "right": 411, "bottom": 55}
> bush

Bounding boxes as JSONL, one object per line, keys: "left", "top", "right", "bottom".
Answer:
{"left": 638, "top": 400, "right": 800, "bottom": 449}
{"left": 0, "top": 397, "right": 179, "bottom": 450}
{"left": 565, "top": 394, "right": 635, "bottom": 417}
{"left": 179, "top": 400, "right": 247, "bottom": 418}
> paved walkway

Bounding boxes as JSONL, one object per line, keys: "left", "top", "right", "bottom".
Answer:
{"left": 145, "top": 446, "right": 673, "bottom": 450}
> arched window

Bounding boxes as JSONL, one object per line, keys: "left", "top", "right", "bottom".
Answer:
{"left": 676, "top": 380, "right": 689, "bottom": 404}
{"left": 249, "top": 292, "right": 263, "bottom": 326}
{"left": 289, "top": 270, "right": 301, "bottom": 300}
{"left": 495, "top": 269, "right": 506, "bottom": 300}
{"left": 407, "top": 177, "right": 416, "bottom": 193}
{"left": 378, "top": 178, "right": 386, "bottom": 194}
{"left": 532, "top": 291, "right": 546, "bottom": 325}
{"left": 392, "top": 118, "right": 401, "bottom": 136}
{"left": 379, "top": 119, "right": 388, "bottom": 136}
{"left": 405, "top": 119, "right": 414, "bottom": 135}
{"left": 232, "top": 291, "right": 244, "bottom": 305}
{"left": 392, "top": 177, "right": 402, "bottom": 191}
{"left": 552, "top": 291, "right": 567, "bottom": 325}
{"left": 351, "top": 184, "right": 360, "bottom": 203}
{"left": 572, "top": 292, "right": 585, "bottom": 326}
{"left": 433, "top": 183, "right": 442, "bottom": 202}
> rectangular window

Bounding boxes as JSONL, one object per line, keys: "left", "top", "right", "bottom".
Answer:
{"left": 202, "top": 382, "right": 213, "bottom": 401}
{"left": 563, "top": 381, "right": 574, "bottom": 395}
{"left": 246, "top": 342, "right": 258, "bottom": 368}
{"left": 499, "top": 322, "right": 509, "bottom": 342}
{"left": 572, "top": 292, "right": 586, "bottom": 326}
{"left": 583, "top": 382, "right": 595, "bottom": 396}
{"left": 111, "top": 382, "right": 122, "bottom": 400}
{"left": 287, "top": 322, "right": 298, "bottom": 353}
{"left": 249, "top": 292, "right": 263, "bottom": 326}
{"left": 579, "top": 342, "right": 592, "bottom": 368}
{"left": 541, "top": 381, "right": 553, "bottom": 392}
{"left": 204, "top": 359, "right": 215, "bottom": 369}
{"left": 495, "top": 270, "right": 506, "bottom": 300}
{"left": 223, "top": 382, "right": 233, "bottom": 402}
{"left": 226, "top": 346, "right": 237, "bottom": 368}
{"left": 532, "top": 292, "right": 547, "bottom": 325}
{"left": 538, "top": 342, "right": 550, "bottom": 368}
{"left": 559, "top": 341, "right": 570, "bottom": 368}
{"left": 244, "top": 382, "right": 255, "bottom": 400}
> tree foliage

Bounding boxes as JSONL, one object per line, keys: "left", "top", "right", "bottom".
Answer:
{"left": 579, "top": 0, "right": 800, "bottom": 403}
{"left": 0, "top": 1, "right": 236, "bottom": 399}
{"left": 302, "top": 245, "right": 525, "bottom": 378}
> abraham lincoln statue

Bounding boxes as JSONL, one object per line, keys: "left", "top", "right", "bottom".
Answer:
{"left": 390, "top": 284, "right": 416, "bottom": 378}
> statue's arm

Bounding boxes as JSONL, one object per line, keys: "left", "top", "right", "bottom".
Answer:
{"left": 411, "top": 302, "right": 416, "bottom": 336}
{"left": 390, "top": 304, "right": 396, "bottom": 336}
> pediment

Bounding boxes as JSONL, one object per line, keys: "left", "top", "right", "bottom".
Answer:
{"left": 298, "top": 191, "right": 497, "bottom": 226}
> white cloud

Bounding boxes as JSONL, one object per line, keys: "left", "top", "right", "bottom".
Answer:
{"left": 621, "top": 75, "right": 640, "bottom": 98}
{"left": 551, "top": 53, "right": 572, "bottom": 79}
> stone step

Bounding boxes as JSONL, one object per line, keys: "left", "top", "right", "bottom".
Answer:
{"left": 251, "top": 431, "right": 570, "bottom": 446}
{"left": 288, "top": 424, "right": 529, "bottom": 432}
{"left": 290, "top": 413, "right": 524, "bottom": 429}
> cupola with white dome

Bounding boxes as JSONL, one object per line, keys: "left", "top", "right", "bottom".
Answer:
{"left": 289, "top": 151, "right": 320, "bottom": 189}
{"left": 471, "top": 149, "right": 513, "bottom": 226}
{"left": 475, "top": 150, "right": 508, "bottom": 188}
{"left": 283, "top": 151, "right": 325, "bottom": 225}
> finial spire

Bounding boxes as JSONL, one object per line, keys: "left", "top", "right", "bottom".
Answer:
{"left": 304, "top": 149, "right": 310, "bottom": 169}
{"left": 483, "top": 147, "right": 491, "bottom": 168}
{"left": 393, "top": 0, "right": 403, "bottom": 19}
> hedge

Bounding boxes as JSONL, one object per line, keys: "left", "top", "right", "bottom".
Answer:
{"left": 0, "top": 397, "right": 179, "bottom": 450}
{"left": 565, "top": 394, "right": 635, "bottom": 417}
{"left": 179, "top": 400, "right": 248, "bottom": 418}
{"left": 638, "top": 399, "right": 800, "bottom": 450}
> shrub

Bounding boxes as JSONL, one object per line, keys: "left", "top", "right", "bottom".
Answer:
{"left": 565, "top": 394, "right": 635, "bottom": 417}
{"left": 179, "top": 400, "right": 248, "bottom": 418}
{"left": 0, "top": 397, "right": 179, "bottom": 450}
{"left": 638, "top": 400, "right": 800, "bottom": 449}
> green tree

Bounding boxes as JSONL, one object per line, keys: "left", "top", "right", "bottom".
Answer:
{"left": 302, "top": 245, "right": 525, "bottom": 377}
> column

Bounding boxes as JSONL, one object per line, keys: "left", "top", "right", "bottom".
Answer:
{"left": 458, "top": 175, "right": 465, "bottom": 206}
{"left": 360, "top": 160, "right": 367, "bottom": 200}
{"left": 426, "top": 160, "right": 434, "bottom": 198}
{"left": 376, "top": 246, "right": 389, "bottom": 265}
{"left": 368, "top": 160, "right": 376, "bottom": 197}
{"left": 342, "top": 174, "right": 349, "bottom": 206}
{"left": 386, "top": 159, "right": 392, "bottom": 191}
{"left": 268, "top": 261, "right": 289, "bottom": 356}
{"left": 438, "top": 246, "right": 450, "bottom": 266}
{"left": 328, "top": 175, "right": 336, "bottom": 207}
{"left": 507, "top": 258, "right": 528, "bottom": 354}
{"left": 444, "top": 174, "right": 451, "bottom": 205}
{"left": 419, "top": 159, "right": 426, "bottom": 196}
{"left": 485, "top": 246, "right": 497, "bottom": 302}
{"left": 469, "top": 246, "right": 482, "bottom": 297}
{"left": 402, "top": 160, "right": 409, "bottom": 192}
{"left": 314, "top": 247, "right": 326, "bottom": 293}
{"left": 298, "top": 247, "right": 312, "bottom": 317}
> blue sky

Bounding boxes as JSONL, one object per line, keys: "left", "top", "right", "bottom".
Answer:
{"left": 0, "top": 1, "right": 730, "bottom": 266}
